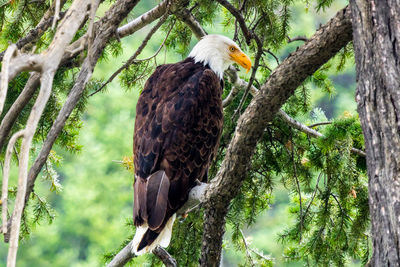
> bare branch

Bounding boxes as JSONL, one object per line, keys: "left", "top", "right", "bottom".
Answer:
{"left": 1, "top": 130, "right": 24, "bottom": 235}
{"left": 308, "top": 121, "right": 332, "bottom": 128}
{"left": 223, "top": 66, "right": 258, "bottom": 107}
{"left": 287, "top": 36, "right": 309, "bottom": 43}
{"left": 106, "top": 182, "right": 207, "bottom": 265}
{"left": 106, "top": 243, "right": 177, "bottom": 267}
{"left": 7, "top": 71, "right": 55, "bottom": 266}
{"left": 2, "top": 1, "right": 93, "bottom": 264}
{"left": 153, "top": 246, "right": 178, "bottom": 267}
{"left": 0, "top": 73, "right": 40, "bottom": 151}
{"left": 51, "top": 0, "right": 61, "bottom": 29}
{"left": 278, "top": 109, "right": 324, "bottom": 138}
{"left": 6, "top": 54, "right": 43, "bottom": 82}
{"left": 240, "top": 230, "right": 256, "bottom": 267}
{"left": 0, "top": 44, "right": 17, "bottom": 116}
{"left": 106, "top": 240, "right": 135, "bottom": 267}
{"left": 117, "top": 0, "right": 169, "bottom": 38}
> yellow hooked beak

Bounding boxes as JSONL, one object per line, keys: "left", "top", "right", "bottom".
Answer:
{"left": 230, "top": 50, "right": 252, "bottom": 73}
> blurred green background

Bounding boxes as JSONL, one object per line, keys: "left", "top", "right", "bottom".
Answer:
{"left": 0, "top": 0, "right": 359, "bottom": 266}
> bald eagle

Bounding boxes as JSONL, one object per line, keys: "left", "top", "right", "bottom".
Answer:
{"left": 132, "top": 34, "right": 251, "bottom": 255}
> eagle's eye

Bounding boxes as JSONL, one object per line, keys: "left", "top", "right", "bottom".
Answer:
{"left": 229, "top": 46, "right": 236, "bottom": 52}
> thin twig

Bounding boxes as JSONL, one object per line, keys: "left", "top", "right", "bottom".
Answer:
{"left": 89, "top": 14, "right": 172, "bottom": 97}
{"left": 249, "top": 247, "right": 272, "bottom": 262}
{"left": 264, "top": 49, "right": 280, "bottom": 65}
{"left": 215, "top": 0, "right": 252, "bottom": 44}
{"left": 240, "top": 229, "right": 256, "bottom": 267}
{"left": 233, "top": 37, "right": 263, "bottom": 119}
{"left": 292, "top": 146, "right": 303, "bottom": 241}
{"left": 304, "top": 172, "right": 323, "bottom": 216}
{"left": 51, "top": 0, "right": 61, "bottom": 29}
{"left": 287, "top": 36, "right": 308, "bottom": 43}
{"left": 308, "top": 121, "right": 332, "bottom": 128}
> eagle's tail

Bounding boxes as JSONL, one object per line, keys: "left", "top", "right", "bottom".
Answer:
{"left": 131, "top": 213, "right": 176, "bottom": 255}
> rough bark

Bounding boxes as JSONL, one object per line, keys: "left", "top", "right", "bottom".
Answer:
{"left": 350, "top": 0, "right": 400, "bottom": 265}
{"left": 200, "top": 6, "right": 354, "bottom": 266}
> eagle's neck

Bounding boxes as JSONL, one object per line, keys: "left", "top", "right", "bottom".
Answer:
{"left": 188, "top": 45, "right": 229, "bottom": 80}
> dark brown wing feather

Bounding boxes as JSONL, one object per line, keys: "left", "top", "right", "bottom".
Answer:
{"left": 146, "top": 170, "right": 169, "bottom": 229}
{"left": 133, "top": 57, "right": 223, "bottom": 248}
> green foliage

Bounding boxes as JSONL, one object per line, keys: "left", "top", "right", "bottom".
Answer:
{"left": 0, "top": 0, "right": 369, "bottom": 266}
{"left": 276, "top": 115, "right": 369, "bottom": 266}
{"left": 119, "top": 61, "right": 154, "bottom": 91}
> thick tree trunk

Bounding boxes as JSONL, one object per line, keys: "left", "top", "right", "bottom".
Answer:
{"left": 350, "top": 0, "right": 400, "bottom": 265}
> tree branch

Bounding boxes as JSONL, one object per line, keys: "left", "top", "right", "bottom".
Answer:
{"left": 153, "top": 246, "right": 178, "bottom": 267}
{"left": 200, "top": 6, "right": 353, "bottom": 266}
{"left": 287, "top": 36, "right": 309, "bottom": 43}
{"left": 105, "top": 183, "right": 208, "bottom": 265}
{"left": 0, "top": 0, "right": 67, "bottom": 61}
{"left": 0, "top": 44, "right": 17, "bottom": 116}
{"left": 215, "top": 0, "right": 252, "bottom": 44}
{"left": 0, "top": 73, "right": 40, "bottom": 151}
{"left": 117, "top": 0, "right": 170, "bottom": 38}
{"left": 173, "top": 8, "right": 207, "bottom": 39}
{"left": 89, "top": 12, "right": 172, "bottom": 97}
{"left": 277, "top": 110, "right": 366, "bottom": 157}
{"left": 1, "top": 0, "right": 180, "bottom": 244}
{"left": 1, "top": 1, "right": 93, "bottom": 265}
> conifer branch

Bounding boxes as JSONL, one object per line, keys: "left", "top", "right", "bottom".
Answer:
{"left": 89, "top": 12, "right": 172, "bottom": 97}
{"left": 173, "top": 8, "right": 207, "bottom": 39}
{"left": 200, "top": 6, "right": 354, "bottom": 266}
{"left": 215, "top": 0, "right": 252, "bottom": 44}
{"left": 277, "top": 109, "right": 366, "bottom": 157}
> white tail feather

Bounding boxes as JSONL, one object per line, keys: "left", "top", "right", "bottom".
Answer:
{"left": 131, "top": 214, "right": 176, "bottom": 255}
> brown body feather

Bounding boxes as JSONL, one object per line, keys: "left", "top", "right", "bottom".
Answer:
{"left": 133, "top": 57, "right": 223, "bottom": 251}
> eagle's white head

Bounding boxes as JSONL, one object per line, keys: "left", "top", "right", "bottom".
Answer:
{"left": 189, "top": 34, "right": 252, "bottom": 79}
